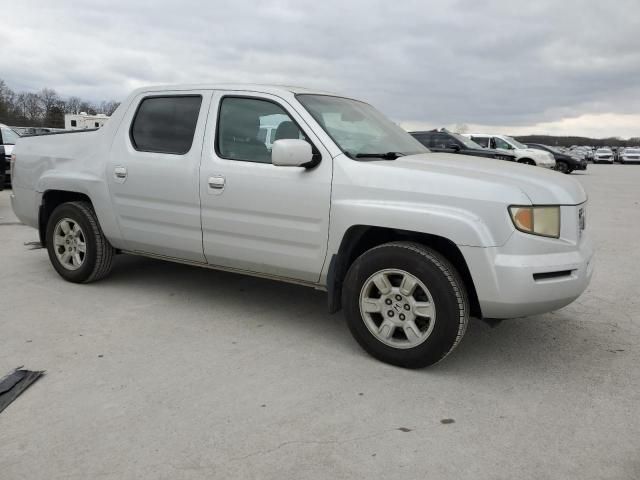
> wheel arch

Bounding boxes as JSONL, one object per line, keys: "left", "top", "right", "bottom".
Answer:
{"left": 39, "top": 190, "right": 93, "bottom": 246}
{"left": 326, "top": 225, "right": 481, "bottom": 319}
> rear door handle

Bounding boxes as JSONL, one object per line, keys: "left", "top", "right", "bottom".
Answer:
{"left": 114, "top": 166, "right": 127, "bottom": 182}
{"left": 208, "top": 175, "right": 226, "bottom": 192}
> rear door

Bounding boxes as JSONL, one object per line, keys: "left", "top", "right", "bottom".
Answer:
{"left": 107, "top": 90, "right": 212, "bottom": 262}
{"left": 199, "top": 91, "right": 332, "bottom": 283}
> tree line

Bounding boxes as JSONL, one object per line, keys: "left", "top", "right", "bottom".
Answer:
{"left": 0, "top": 78, "right": 120, "bottom": 129}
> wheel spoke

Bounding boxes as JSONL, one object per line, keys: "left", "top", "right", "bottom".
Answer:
{"left": 414, "top": 301, "right": 434, "bottom": 318}
{"left": 362, "top": 298, "right": 382, "bottom": 313}
{"left": 403, "top": 321, "right": 422, "bottom": 342}
{"left": 60, "top": 251, "right": 72, "bottom": 265}
{"left": 54, "top": 235, "right": 66, "bottom": 246}
{"left": 378, "top": 320, "right": 395, "bottom": 339}
{"left": 60, "top": 220, "right": 71, "bottom": 234}
{"left": 372, "top": 273, "right": 392, "bottom": 295}
{"left": 73, "top": 253, "right": 82, "bottom": 266}
{"left": 399, "top": 275, "right": 417, "bottom": 296}
{"left": 77, "top": 243, "right": 87, "bottom": 253}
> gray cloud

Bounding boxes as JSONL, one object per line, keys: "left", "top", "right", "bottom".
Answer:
{"left": 2, "top": 0, "right": 640, "bottom": 134}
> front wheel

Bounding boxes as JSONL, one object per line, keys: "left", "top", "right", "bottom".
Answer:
{"left": 556, "top": 161, "right": 570, "bottom": 174}
{"left": 342, "top": 242, "right": 469, "bottom": 368}
{"left": 46, "top": 201, "right": 115, "bottom": 283}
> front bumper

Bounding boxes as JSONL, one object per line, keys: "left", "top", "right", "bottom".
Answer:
{"left": 460, "top": 218, "right": 593, "bottom": 319}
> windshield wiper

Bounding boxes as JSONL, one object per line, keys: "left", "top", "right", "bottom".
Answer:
{"left": 354, "top": 152, "right": 405, "bottom": 160}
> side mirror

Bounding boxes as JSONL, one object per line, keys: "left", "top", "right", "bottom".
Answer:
{"left": 272, "top": 139, "right": 313, "bottom": 167}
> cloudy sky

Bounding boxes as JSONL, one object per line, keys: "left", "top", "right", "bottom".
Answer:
{"left": 2, "top": 0, "right": 640, "bottom": 138}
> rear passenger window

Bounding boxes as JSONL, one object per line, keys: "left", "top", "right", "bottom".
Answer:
{"left": 413, "top": 134, "right": 434, "bottom": 148}
{"left": 130, "top": 96, "right": 202, "bottom": 154}
{"left": 471, "top": 136, "right": 489, "bottom": 148}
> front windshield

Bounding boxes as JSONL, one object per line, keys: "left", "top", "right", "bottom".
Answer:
{"left": 503, "top": 136, "right": 527, "bottom": 149}
{"left": 296, "top": 94, "right": 427, "bottom": 158}
{"left": 1, "top": 126, "right": 20, "bottom": 145}
{"left": 447, "top": 131, "right": 483, "bottom": 149}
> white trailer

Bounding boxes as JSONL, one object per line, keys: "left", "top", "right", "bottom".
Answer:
{"left": 64, "top": 112, "right": 109, "bottom": 130}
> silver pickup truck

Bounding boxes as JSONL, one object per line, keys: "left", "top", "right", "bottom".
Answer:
{"left": 10, "top": 84, "right": 594, "bottom": 368}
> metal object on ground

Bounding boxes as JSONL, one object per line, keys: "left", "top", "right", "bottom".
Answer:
{"left": 0, "top": 367, "right": 44, "bottom": 414}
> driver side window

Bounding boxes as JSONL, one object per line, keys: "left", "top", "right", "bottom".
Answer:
{"left": 493, "top": 137, "right": 512, "bottom": 150}
{"left": 217, "top": 97, "right": 305, "bottom": 164}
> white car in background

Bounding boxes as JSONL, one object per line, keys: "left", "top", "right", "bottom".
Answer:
{"left": 1, "top": 123, "right": 19, "bottom": 188}
{"left": 464, "top": 134, "right": 556, "bottom": 169}
{"left": 620, "top": 147, "right": 640, "bottom": 163}
{"left": 593, "top": 147, "right": 614, "bottom": 163}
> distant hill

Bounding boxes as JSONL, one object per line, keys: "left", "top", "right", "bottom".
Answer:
{"left": 512, "top": 135, "right": 640, "bottom": 148}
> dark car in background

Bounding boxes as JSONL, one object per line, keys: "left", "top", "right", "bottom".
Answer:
{"left": 410, "top": 129, "right": 516, "bottom": 161}
{"left": 526, "top": 143, "right": 587, "bottom": 174}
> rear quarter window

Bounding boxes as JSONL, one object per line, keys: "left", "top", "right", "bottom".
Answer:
{"left": 130, "top": 96, "right": 202, "bottom": 154}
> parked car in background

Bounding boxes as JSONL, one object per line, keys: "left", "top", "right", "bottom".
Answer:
{"left": 525, "top": 143, "right": 587, "bottom": 174}
{"left": 0, "top": 124, "right": 19, "bottom": 188}
{"left": 9, "top": 84, "right": 593, "bottom": 368}
{"left": 593, "top": 147, "right": 614, "bottom": 163}
{"left": 569, "top": 146, "right": 590, "bottom": 162}
{"left": 410, "top": 129, "right": 516, "bottom": 161}
{"left": 463, "top": 134, "right": 556, "bottom": 168}
{"left": 619, "top": 147, "right": 640, "bottom": 163}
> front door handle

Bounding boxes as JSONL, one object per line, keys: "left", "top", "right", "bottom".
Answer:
{"left": 208, "top": 175, "right": 226, "bottom": 190}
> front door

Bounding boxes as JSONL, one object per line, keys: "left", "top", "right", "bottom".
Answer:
{"left": 107, "top": 90, "right": 212, "bottom": 262}
{"left": 199, "top": 91, "right": 332, "bottom": 283}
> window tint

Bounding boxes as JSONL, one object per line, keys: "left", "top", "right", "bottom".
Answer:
{"left": 493, "top": 137, "right": 512, "bottom": 150}
{"left": 131, "top": 96, "right": 202, "bottom": 154}
{"left": 217, "top": 97, "right": 305, "bottom": 164}
{"left": 412, "top": 133, "right": 435, "bottom": 148}
{"left": 471, "top": 136, "right": 489, "bottom": 148}
{"left": 432, "top": 133, "right": 455, "bottom": 149}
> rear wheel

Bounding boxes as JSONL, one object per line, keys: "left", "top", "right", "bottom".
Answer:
{"left": 342, "top": 242, "right": 469, "bottom": 368}
{"left": 46, "top": 201, "right": 115, "bottom": 283}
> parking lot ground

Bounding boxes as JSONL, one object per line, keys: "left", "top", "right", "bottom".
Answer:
{"left": 0, "top": 164, "right": 639, "bottom": 480}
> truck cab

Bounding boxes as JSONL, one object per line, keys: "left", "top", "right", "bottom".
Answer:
{"left": 9, "top": 85, "right": 593, "bottom": 368}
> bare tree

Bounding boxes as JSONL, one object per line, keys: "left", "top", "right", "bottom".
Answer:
{"left": 39, "top": 88, "right": 60, "bottom": 115}
{"left": 23, "top": 93, "right": 44, "bottom": 121}
{"left": 99, "top": 100, "right": 120, "bottom": 116}
{"left": 65, "top": 96, "right": 82, "bottom": 114}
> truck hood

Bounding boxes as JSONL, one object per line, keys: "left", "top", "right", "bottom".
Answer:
{"left": 391, "top": 152, "right": 587, "bottom": 205}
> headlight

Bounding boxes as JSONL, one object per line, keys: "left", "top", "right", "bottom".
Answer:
{"left": 509, "top": 206, "right": 561, "bottom": 238}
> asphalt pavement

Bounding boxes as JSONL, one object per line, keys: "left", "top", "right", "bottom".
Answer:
{"left": 0, "top": 164, "right": 638, "bottom": 479}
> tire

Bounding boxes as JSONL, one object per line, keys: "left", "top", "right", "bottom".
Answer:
{"left": 519, "top": 159, "right": 536, "bottom": 166}
{"left": 342, "top": 241, "right": 469, "bottom": 368}
{"left": 555, "top": 161, "right": 569, "bottom": 174}
{"left": 46, "top": 201, "right": 115, "bottom": 283}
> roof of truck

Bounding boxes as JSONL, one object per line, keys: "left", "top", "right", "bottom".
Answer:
{"left": 130, "top": 84, "right": 340, "bottom": 97}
